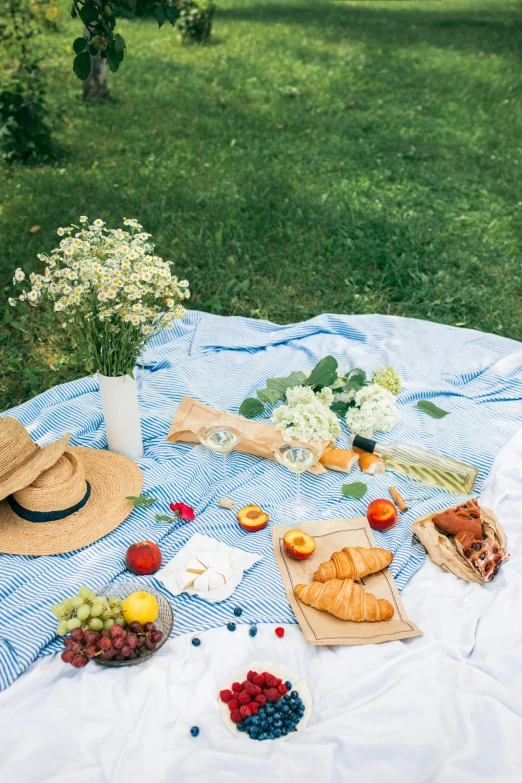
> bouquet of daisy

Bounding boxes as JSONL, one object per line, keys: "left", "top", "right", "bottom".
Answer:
{"left": 10, "top": 217, "right": 190, "bottom": 377}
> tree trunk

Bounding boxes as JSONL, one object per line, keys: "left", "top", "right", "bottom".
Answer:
{"left": 82, "top": 26, "right": 109, "bottom": 100}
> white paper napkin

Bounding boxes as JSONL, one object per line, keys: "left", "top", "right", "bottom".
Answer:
{"left": 156, "top": 533, "right": 262, "bottom": 603}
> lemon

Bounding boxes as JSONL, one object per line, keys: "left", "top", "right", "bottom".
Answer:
{"left": 122, "top": 591, "right": 159, "bottom": 625}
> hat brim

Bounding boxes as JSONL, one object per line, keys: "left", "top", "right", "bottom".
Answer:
{"left": 0, "top": 446, "right": 143, "bottom": 556}
{"left": 0, "top": 433, "right": 70, "bottom": 502}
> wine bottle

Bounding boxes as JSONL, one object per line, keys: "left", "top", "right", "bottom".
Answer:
{"left": 350, "top": 434, "right": 478, "bottom": 494}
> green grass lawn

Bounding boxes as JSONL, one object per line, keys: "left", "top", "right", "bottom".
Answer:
{"left": 1, "top": 0, "right": 521, "bottom": 408}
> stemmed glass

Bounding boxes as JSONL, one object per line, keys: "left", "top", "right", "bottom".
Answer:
{"left": 197, "top": 418, "right": 243, "bottom": 483}
{"left": 273, "top": 440, "right": 322, "bottom": 524}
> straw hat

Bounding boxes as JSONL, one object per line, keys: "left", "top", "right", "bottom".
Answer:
{"left": 0, "top": 447, "right": 142, "bottom": 556}
{"left": 0, "top": 417, "right": 70, "bottom": 502}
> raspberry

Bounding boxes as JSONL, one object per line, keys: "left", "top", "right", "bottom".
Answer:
{"left": 227, "top": 698, "right": 239, "bottom": 711}
{"left": 244, "top": 682, "right": 260, "bottom": 696}
{"left": 253, "top": 674, "right": 265, "bottom": 687}
{"left": 264, "top": 673, "right": 278, "bottom": 688}
{"left": 230, "top": 709, "right": 242, "bottom": 724}
{"left": 247, "top": 670, "right": 258, "bottom": 683}
{"left": 249, "top": 702, "right": 259, "bottom": 715}
{"left": 231, "top": 682, "right": 242, "bottom": 693}
{"left": 278, "top": 684, "right": 288, "bottom": 695}
{"left": 275, "top": 627, "right": 285, "bottom": 638}
{"left": 238, "top": 690, "right": 251, "bottom": 705}
{"left": 239, "top": 705, "right": 252, "bottom": 719}
{"left": 265, "top": 688, "right": 279, "bottom": 703}
{"left": 219, "top": 689, "right": 233, "bottom": 703}
{"left": 255, "top": 694, "right": 266, "bottom": 706}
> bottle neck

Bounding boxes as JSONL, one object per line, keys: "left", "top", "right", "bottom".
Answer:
{"left": 350, "top": 434, "right": 378, "bottom": 453}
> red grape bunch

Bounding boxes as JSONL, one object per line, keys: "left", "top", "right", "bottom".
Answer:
{"left": 60, "top": 622, "right": 164, "bottom": 667}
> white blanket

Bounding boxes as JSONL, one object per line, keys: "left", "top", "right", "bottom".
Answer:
{"left": 1, "top": 428, "right": 521, "bottom": 783}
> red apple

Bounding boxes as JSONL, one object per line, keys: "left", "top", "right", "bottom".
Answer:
{"left": 283, "top": 529, "right": 316, "bottom": 560}
{"left": 125, "top": 541, "right": 162, "bottom": 575}
{"left": 366, "top": 499, "right": 398, "bottom": 532}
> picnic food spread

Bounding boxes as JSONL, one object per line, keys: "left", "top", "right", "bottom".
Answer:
{"left": 0, "top": 347, "right": 513, "bottom": 743}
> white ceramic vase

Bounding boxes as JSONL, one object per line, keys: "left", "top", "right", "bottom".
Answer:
{"left": 97, "top": 371, "right": 144, "bottom": 459}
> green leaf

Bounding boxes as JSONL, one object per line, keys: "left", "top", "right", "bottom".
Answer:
{"left": 154, "top": 514, "right": 175, "bottom": 523}
{"left": 114, "top": 34, "right": 125, "bottom": 53}
{"left": 239, "top": 397, "right": 265, "bottom": 418}
{"left": 164, "top": 4, "right": 180, "bottom": 24}
{"left": 344, "top": 368, "right": 366, "bottom": 392}
{"left": 257, "top": 371, "right": 308, "bottom": 405}
{"left": 73, "top": 37, "right": 87, "bottom": 54}
{"left": 79, "top": 0, "right": 100, "bottom": 25}
{"left": 154, "top": 4, "right": 166, "bottom": 26}
{"left": 331, "top": 401, "right": 349, "bottom": 417}
{"left": 127, "top": 493, "right": 157, "bottom": 508}
{"left": 307, "top": 355, "right": 338, "bottom": 389}
{"left": 73, "top": 52, "right": 92, "bottom": 81}
{"left": 416, "top": 400, "right": 450, "bottom": 419}
{"left": 341, "top": 482, "right": 368, "bottom": 499}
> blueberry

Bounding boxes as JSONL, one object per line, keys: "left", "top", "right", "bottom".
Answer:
{"left": 266, "top": 705, "right": 274, "bottom": 715}
{"left": 281, "top": 705, "right": 289, "bottom": 714}
{"left": 250, "top": 730, "right": 258, "bottom": 739}
{"left": 281, "top": 727, "right": 289, "bottom": 736}
{"left": 237, "top": 723, "right": 246, "bottom": 732}
{"left": 291, "top": 691, "right": 299, "bottom": 699}
{"left": 258, "top": 709, "right": 266, "bottom": 719}
{"left": 190, "top": 726, "right": 199, "bottom": 737}
{"left": 273, "top": 718, "right": 282, "bottom": 728}
{"left": 233, "top": 606, "right": 242, "bottom": 617}
{"left": 191, "top": 637, "right": 201, "bottom": 647}
{"left": 274, "top": 728, "right": 282, "bottom": 738}
{"left": 267, "top": 732, "right": 275, "bottom": 740}
{"left": 261, "top": 720, "right": 269, "bottom": 730}
{"left": 248, "top": 625, "right": 257, "bottom": 637}
{"left": 227, "top": 622, "right": 236, "bottom": 632}
{"left": 285, "top": 681, "right": 292, "bottom": 690}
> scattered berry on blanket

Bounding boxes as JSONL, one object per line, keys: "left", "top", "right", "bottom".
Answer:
{"left": 275, "top": 627, "right": 285, "bottom": 638}
{"left": 190, "top": 726, "right": 200, "bottom": 737}
{"left": 228, "top": 698, "right": 239, "bottom": 712}
{"left": 219, "top": 689, "right": 233, "bottom": 703}
{"left": 230, "top": 709, "right": 242, "bottom": 723}
{"left": 253, "top": 673, "right": 265, "bottom": 687}
{"left": 227, "top": 622, "right": 236, "bottom": 632}
{"left": 249, "top": 625, "right": 258, "bottom": 637}
{"left": 238, "top": 690, "right": 251, "bottom": 705}
{"left": 191, "top": 637, "right": 201, "bottom": 647}
{"left": 234, "top": 607, "right": 243, "bottom": 617}
{"left": 231, "top": 681, "right": 242, "bottom": 692}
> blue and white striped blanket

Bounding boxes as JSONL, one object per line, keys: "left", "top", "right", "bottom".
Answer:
{"left": 1, "top": 311, "right": 522, "bottom": 690}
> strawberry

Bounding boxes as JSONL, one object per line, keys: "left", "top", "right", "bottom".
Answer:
{"left": 219, "top": 689, "right": 233, "bottom": 703}
{"left": 231, "top": 682, "right": 242, "bottom": 693}
{"left": 230, "top": 709, "right": 242, "bottom": 724}
{"left": 238, "top": 690, "right": 251, "bottom": 705}
{"left": 239, "top": 705, "right": 252, "bottom": 719}
{"left": 228, "top": 698, "right": 239, "bottom": 711}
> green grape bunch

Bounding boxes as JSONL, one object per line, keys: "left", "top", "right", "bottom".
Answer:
{"left": 50, "top": 585, "right": 124, "bottom": 636}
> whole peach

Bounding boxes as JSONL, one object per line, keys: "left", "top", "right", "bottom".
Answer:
{"left": 125, "top": 541, "right": 162, "bottom": 575}
{"left": 366, "top": 499, "right": 398, "bottom": 532}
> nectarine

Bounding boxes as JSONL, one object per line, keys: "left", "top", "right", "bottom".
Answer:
{"left": 366, "top": 499, "right": 398, "bottom": 532}
{"left": 283, "top": 529, "right": 316, "bottom": 560}
{"left": 237, "top": 504, "right": 269, "bottom": 532}
{"left": 125, "top": 541, "right": 162, "bottom": 575}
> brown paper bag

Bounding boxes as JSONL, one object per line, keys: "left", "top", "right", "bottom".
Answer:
{"left": 412, "top": 506, "right": 507, "bottom": 584}
{"left": 272, "top": 517, "right": 423, "bottom": 645}
{"left": 167, "top": 396, "right": 329, "bottom": 474}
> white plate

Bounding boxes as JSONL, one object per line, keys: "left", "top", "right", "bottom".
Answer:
{"left": 218, "top": 660, "right": 312, "bottom": 742}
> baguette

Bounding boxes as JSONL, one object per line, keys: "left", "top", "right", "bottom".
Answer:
{"left": 319, "top": 448, "right": 359, "bottom": 473}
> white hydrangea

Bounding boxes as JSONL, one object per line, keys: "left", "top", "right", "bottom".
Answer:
{"left": 345, "top": 383, "right": 400, "bottom": 438}
{"left": 271, "top": 385, "right": 340, "bottom": 444}
{"left": 333, "top": 389, "right": 356, "bottom": 405}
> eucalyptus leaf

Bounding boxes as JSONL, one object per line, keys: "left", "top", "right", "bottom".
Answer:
{"left": 239, "top": 397, "right": 265, "bottom": 418}
{"left": 416, "top": 400, "right": 449, "bottom": 419}
{"left": 307, "top": 355, "right": 338, "bottom": 389}
{"left": 341, "top": 482, "right": 368, "bottom": 499}
{"left": 126, "top": 493, "right": 157, "bottom": 508}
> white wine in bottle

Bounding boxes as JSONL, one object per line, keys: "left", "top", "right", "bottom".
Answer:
{"left": 350, "top": 435, "right": 478, "bottom": 494}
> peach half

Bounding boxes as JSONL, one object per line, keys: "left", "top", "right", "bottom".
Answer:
{"left": 237, "top": 504, "right": 269, "bottom": 532}
{"left": 283, "top": 529, "right": 316, "bottom": 561}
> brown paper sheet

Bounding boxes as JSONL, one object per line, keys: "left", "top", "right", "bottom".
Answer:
{"left": 167, "top": 395, "right": 329, "bottom": 474}
{"left": 272, "top": 517, "right": 423, "bottom": 646}
{"left": 412, "top": 506, "right": 507, "bottom": 584}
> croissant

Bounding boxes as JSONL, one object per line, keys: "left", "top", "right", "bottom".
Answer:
{"left": 314, "top": 546, "right": 393, "bottom": 583}
{"left": 295, "top": 579, "right": 394, "bottom": 622}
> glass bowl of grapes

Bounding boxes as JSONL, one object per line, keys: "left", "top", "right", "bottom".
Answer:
{"left": 54, "top": 581, "right": 174, "bottom": 670}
